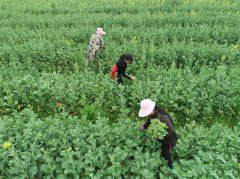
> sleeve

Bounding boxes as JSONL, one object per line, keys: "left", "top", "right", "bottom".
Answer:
{"left": 121, "top": 66, "right": 131, "bottom": 79}
{"left": 143, "top": 118, "right": 151, "bottom": 129}
{"left": 122, "top": 73, "right": 131, "bottom": 79}
{"left": 88, "top": 36, "right": 93, "bottom": 50}
{"left": 95, "top": 36, "right": 101, "bottom": 52}
{"left": 89, "top": 35, "right": 96, "bottom": 46}
{"left": 160, "top": 115, "right": 174, "bottom": 137}
{"left": 117, "top": 63, "right": 131, "bottom": 80}
{"left": 100, "top": 38, "right": 104, "bottom": 48}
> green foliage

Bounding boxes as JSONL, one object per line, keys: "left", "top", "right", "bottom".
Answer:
{"left": 0, "top": 0, "right": 240, "bottom": 72}
{"left": 80, "top": 104, "right": 106, "bottom": 121}
{"left": 0, "top": 110, "right": 165, "bottom": 178}
{"left": 1, "top": 65, "right": 240, "bottom": 123}
{"left": 146, "top": 119, "right": 168, "bottom": 139}
{"left": 172, "top": 121, "right": 240, "bottom": 178}
{"left": 0, "top": 110, "right": 239, "bottom": 178}
{"left": 0, "top": 0, "right": 240, "bottom": 178}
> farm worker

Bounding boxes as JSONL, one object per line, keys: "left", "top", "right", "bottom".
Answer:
{"left": 86, "top": 27, "right": 106, "bottom": 71}
{"left": 139, "top": 99, "right": 178, "bottom": 169}
{"left": 111, "top": 54, "right": 136, "bottom": 85}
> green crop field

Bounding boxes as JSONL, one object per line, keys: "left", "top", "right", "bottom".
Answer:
{"left": 0, "top": 0, "right": 240, "bottom": 178}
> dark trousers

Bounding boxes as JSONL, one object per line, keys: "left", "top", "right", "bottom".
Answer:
{"left": 161, "top": 144, "right": 173, "bottom": 169}
{"left": 117, "top": 75, "right": 123, "bottom": 85}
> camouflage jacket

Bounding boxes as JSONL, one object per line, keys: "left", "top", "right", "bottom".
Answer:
{"left": 87, "top": 34, "right": 104, "bottom": 59}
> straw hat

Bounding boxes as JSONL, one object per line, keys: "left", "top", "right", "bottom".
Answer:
{"left": 138, "top": 99, "right": 156, "bottom": 117}
{"left": 96, "top": 27, "right": 106, "bottom": 36}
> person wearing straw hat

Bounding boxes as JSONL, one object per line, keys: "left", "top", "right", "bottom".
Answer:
{"left": 139, "top": 99, "right": 178, "bottom": 169}
{"left": 111, "top": 54, "right": 136, "bottom": 85}
{"left": 86, "top": 27, "right": 106, "bottom": 72}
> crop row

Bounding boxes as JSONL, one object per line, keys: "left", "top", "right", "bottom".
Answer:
{"left": 2, "top": 0, "right": 240, "bottom": 15}
{"left": 1, "top": 10, "right": 240, "bottom": 29}
{"left": 1, "top": 65, "right": 240, "bottom": 123}
{"left": 0, "top": 109, "right": 239, "bottom": 178}
{"left": 1, "top": 24, "right": 239, "bottom": 45}
{"left": 1, "top": 37, "right": 239, "bottom": 73}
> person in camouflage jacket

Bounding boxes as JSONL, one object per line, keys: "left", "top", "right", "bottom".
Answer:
{"left": 86, "top": 27, "right": 106, "bottom": 71}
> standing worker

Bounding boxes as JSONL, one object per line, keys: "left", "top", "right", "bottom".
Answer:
{"left": 138, "top": 99, "right": 178, "bottom": 169}
{"left": 111, "top": 54, "right": 136, "bottom": 84}
{"left": 86, "top": 27, "right": 106, "bottom": 72}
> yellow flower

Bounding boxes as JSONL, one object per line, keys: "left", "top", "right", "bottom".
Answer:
{"left": 221, "top": 55, "right": 226, "bottom": 62}
{"left": 3, "top": 142, "right": 12, "bottom": 150}
{"left": 231, "top": 44, "right": 239, "bottom": 51}
{"left": 17, "top": 104, "right": 23, "bottom": 110}
{"left": 233, "top": 44, "right": 238, "bottom": 50}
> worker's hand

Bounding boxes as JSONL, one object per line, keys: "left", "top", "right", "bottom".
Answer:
{"left": 140, "top": 125, "right": 145, "bottom": 132}
{"left": 131, "top": 76, "right": 136, "bottom": 80}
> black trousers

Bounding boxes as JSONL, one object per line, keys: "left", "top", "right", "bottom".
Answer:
{"left": 161, "top": 143, "right": 173, "bottom": 169}
{"left": 117, "top": 75, "right": 123, "bottom": 85}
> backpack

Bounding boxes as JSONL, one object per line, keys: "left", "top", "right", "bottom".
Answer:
{"left": 111, "top": 64, "right": 117, "bottom": 80}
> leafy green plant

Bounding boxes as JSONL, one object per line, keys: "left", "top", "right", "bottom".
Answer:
{"left": 1, "top": 0, "right": 240, "bottom": 178}
{"left": 80, "top": 104, "right": 106, "bottom": 121}
{"left": 146, "top": 119, "right": 168, "bottom": 140}
{"left": 0, "top": 110, "right": 240, "bottom": 178}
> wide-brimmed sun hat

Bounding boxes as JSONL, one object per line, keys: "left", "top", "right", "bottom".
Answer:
{"left": 96, "top": 27, "right": 106, "bottom": 36}
{"left": 138, "top": 99, "right": 156, "bottom": 117}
